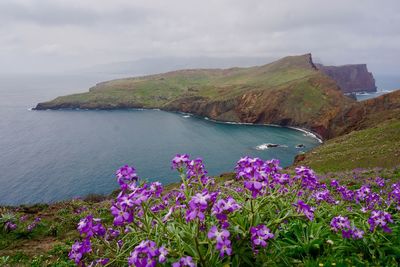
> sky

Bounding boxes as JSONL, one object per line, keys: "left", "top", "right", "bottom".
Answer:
{"left": 0, "top": 0, "right": 399, "bottom": 74}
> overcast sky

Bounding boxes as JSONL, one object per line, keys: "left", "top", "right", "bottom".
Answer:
{"left": 0, "top": 0, "right": 399, "bottom": 74}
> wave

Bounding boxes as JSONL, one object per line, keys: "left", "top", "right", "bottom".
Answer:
{"left": 255, "top": 143, "right": 288, "bottom": 150}
{"left": 287, "top": 127, "right": 323, "bottom": 143}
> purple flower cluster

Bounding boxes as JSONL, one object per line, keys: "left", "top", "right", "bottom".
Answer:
{"left": 389, "top": 183, "right": 400, "bottom": 208}
{"left": 4, "top": 221, "right": 17, "bottom": 231}
{"left": 69, "top": 239, "right": 92, "bottom": 265}
{"left": 111, "top": 181, "right": 164, "bottom": 226}
{"left": 77, "top": 215, "right": 106, "bottom": 238}
{"left": 375, "top": 177, "right": 385, "bottom": 187}
{"left": 208, "top": 226, "right": 232, "bottom": 257}
{"left": 295, "top": 166, "right": 319, "bottom": 190}
{"left": 250, "top": 224, "right": 274, "bottom": 252}
{"left": 312, "top": 189, "right": 335, "bottom": 204}
{"left": 128, "top": 240, "right": 168, "bottom": 267}
{"left": 294, "top": 200, "right": 315, "bottom": 221}
{"left": 171, "top": 154, "right": 190, "bottom": 170}
{"left": 368, "top": 210, "right": 393, "bottom": 233}
{"left": 69, "top": 215, "right": 106, "bottom": 264}
{"left": 172, "top": 154, "right": 214, "bottom": 186}
{"left": 330, "top": 215, "right": 364, "bottom": 239}
{"left": 212, "top": 196, "right": 241, "bottom": 228}
{"left": 336, "top": 185, "right": 355, "bottom": 202}
{"left": 116, "top": 165, "right": 138, "bottom": 190}
{"left": 186, "top": 189, "right": 218, "bottom": 222}
{"left": 27, "top": 217, "right": 41, "bottom": 232}
{"left": 172, "top": 256, "right": 196, "bottom": 267}
{"left": 236, "top": 157, "right": 282, "bottom": 198}
{"left": 69, "top": 155, "right": 400, "bottom": 266}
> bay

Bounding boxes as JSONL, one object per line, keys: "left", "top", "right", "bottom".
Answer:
{"left": 0, "top": 74, "right": 320, "bottom": 205}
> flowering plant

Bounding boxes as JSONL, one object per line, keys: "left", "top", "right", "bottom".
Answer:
{"left": 69, "top": 155, "right": 400, "bottom": 266}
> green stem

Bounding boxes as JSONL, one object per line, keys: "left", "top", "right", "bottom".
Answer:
{"left": 194, "top": 222, "right": 206, "bottom": 266}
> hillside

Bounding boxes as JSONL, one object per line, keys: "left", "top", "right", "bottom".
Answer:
{"left": 327, "top": 89, "right": 400, "bottom": 138}
{"left": 35, "top": 54, "right": 354, "bottom": 139}
{"left": 295, "top": 118, "right": 400, "bottom": 172}
{"left": 295, "top": 90, "right": 400, "bottom": 172}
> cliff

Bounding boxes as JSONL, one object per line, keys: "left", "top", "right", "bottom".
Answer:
{"left": 327, "top": 89, "right": 400, "bottom": 138}
{"left": 316, "top": 64, "right": 377, "bottom": 93}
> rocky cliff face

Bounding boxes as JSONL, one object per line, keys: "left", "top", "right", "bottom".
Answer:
{"left": 326, "top": 89, "right": 400, "bottom": 138}
{"left": 317, "top": 64, "right": 377, "bottom": 93}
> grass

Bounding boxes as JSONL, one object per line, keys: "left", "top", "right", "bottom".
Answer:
{"left": 295, "top": 119, "right": 400, "bottom": 173}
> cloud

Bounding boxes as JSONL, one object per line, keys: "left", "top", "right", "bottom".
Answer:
{"left": 0, "top": 0, "right": 399, "bottom": 74}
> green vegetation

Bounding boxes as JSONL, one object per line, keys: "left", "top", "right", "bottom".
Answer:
{"left": 36, "top": 54, "right": 336, "bottom": 110}
{"left": 295, "top": 119, "right": 400, "bottom": 173}
{"left": 1, "top": 161, "right": 400, "bottom": 266}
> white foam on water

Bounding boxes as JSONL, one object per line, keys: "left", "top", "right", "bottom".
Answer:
{"left": 255, "top": 143, "right": 288, "bottom": 150}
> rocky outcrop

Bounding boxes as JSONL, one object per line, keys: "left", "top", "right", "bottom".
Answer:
{"left": 316, "top": 64, "right": 377, "bottom": 93}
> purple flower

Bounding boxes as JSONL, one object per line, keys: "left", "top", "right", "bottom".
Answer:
{"left": 128, "top": 240, "right": 164, "bottom": 267}
{"left": 294, "top": 200, "right": 315, "bottom": 221}
{"left": 172, "top": 256, "right": 196, "bottom": 267}
{"left": 185, "top": 190, "right": 217, "bottom": 222}
{"left": 110, "top": 204, "right": 133, "bottom": 226}
{"left": 295, "top": 166, "right": 319, "bottom": 190}
{"left": 250, "top": 224, "right": 274, "bottom": 251}
{"left": 368, "top": 210, "right": 393, "bottom": 233}
{"left": 149, "top": 182, "right": 163, "bottom": 197}
{"left": 216, "top": 238, "right": 232, "bottom": 257}
{"left": 4, "top": 221, "right": 17, "bottom": 231}
{"left": 69, "top": 238, "right": 92, "bottom": 264}
{"left": 208, "top": 226, "right": 230, "bottom": 242}
{"left": 351, "top": 228, "right": 364, "bottom": 239}
{"left": 330, "top": 179, "right": 339, "bottom": 188}
{"left": 172, "top": 154, "right": 190, "bottom": 170}
{"left": 116, "top": 165, "right": 138, "bottom": 190}
{"left": 106, "top": 228, "right": 120, "bottom": 240}
{"left": 330, "top": 216, "right": 365, "bottom": 240}
{"left": 212, "top": 196, "right": 241, "bottom": 228}
{"left": 208, "top": 226, "right": 232, "bottom": 257}
{"left": 330, "top": 216, "right": 351, "bottom": 232}
{"left": 236, "top": 157, "right": 283, "bottom": 198}
{"left": 312, "top": 189, "right": 334, "bottom": 204}
{"left": 375, "top": 177, "right": 385, "bottom": 187}
{"left": 77, "top": 215, "right": 106, "bottom": 238}
{"left": 273, "top": 173, "right": 290, "bottom": 185}
{"left": 186, "top": 158, "right": 207, "bottom": 178}
{"left": 355, "top": 185, "right": 371, "bottom": 202}
{"left": 158, "top": 246, "right": 168, "bottom": 263}
{"left": 336, "top": 186, "right": 355, "bottom": 201}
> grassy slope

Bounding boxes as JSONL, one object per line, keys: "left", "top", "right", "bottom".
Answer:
{"left": 295, "top": 119, "right": 400, "bottom": 173}
{"left": 37, "top": 54, "right": 327, "bottom": 108}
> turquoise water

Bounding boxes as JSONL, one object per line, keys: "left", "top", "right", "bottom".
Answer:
{"left": 0, "top": 74, "right": 320, "bottom": 205}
